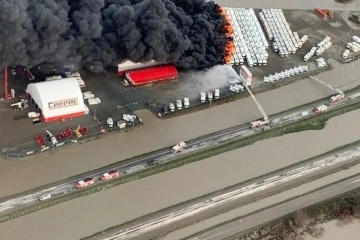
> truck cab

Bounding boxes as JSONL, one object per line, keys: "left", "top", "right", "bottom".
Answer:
{"left": 169, "top": 103, "right": 175, "bottom": 112}
{"left": 176, "top": 100, "right": 182, "bottom": 110}
{"left": 171, "top": 141, "right": 187, "bottom": 153}
{"left": 100, "top": 170, "right": 119, "bottom": 181}
{"left": 75, "top": 177, "right": 94, "bottom": 189}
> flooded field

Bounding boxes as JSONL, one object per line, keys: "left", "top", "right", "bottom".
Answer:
{"left": 0, "top": 108, "right": 359, "bottom": 240}
{"left": 305, "top": 220, "right": 360, "bottom": 240}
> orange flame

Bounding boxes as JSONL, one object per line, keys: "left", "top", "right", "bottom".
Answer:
{"left": 218, "top": 6, "right": 235, "bottom": 64}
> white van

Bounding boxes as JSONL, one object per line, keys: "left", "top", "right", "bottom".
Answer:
{"left": 184, "top": 98, "right": 190, "bottom": 108}
{"left": 176, "top": 100, "right": 182, "bottom": 110}
{"left": 200, "top": 92, "right": 206, "bottom": 103}
{"left": 214, "top": 89, "right": 220, "bottom": 99}
{"left": 343, "top": 49, "right": 350, "bottom": 59}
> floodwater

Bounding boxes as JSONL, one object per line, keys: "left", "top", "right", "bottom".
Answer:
{"left": 305, "top": 220, "right": 360, "bottom": 240}
{"left": 0, "top": 108, "right": 359, "bottom": 240}
{"left": 0, "top": 58, "right": 360, "bottom": 198}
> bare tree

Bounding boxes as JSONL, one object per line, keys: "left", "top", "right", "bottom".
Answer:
{"left": 294, "top": 210, "right": 310, "bottom": 229}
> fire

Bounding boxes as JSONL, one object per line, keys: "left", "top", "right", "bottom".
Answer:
{"left": 218, "top": 6, "right": 235, "bottom": 64}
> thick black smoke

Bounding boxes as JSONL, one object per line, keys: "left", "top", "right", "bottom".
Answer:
{"left": 0, "top": 0, "right": 228, "bottom": 72}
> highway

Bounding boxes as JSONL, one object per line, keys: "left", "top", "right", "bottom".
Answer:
{"left": 0, "top": 93, "right": 359, "bottom": 217}
{"left": 93, "top": 147, "right": 360, "bottom": 240}
{"left": 187, "top": 175, "right": 360, "bottom": 240}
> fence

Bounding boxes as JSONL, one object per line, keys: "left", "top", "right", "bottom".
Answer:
{"left": 1, "top": 115, "right": 143, "bottom": 159}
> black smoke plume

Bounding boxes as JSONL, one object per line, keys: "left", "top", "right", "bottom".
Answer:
{"left": 0, "top": 0, "right": 228, "bottom": 72}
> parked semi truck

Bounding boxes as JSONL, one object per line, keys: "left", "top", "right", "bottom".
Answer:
{"left": 171, "top": 141, "right": 186, "bottom": 153}
{"left": 329, "top": 94, "right": 345, "bottom": 104}
{"left": 100, "top": 170, "right": 119, "bottom": 181}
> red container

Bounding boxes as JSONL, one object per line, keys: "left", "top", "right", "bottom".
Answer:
{"left": 126, "top": 65, "right": 178, "bottom": 86}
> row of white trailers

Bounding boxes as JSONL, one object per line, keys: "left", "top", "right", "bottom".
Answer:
{"left": 263, "top": 65, "right": 309, "bottom": 83}
{"left": 304, "top": 36, "right": 332, "bottom": 61}
{"left": 225, "top": 8, "right": 269, "bottom": 67}
{"left": 259, "top": 9, "right": 305, "bottom": 57}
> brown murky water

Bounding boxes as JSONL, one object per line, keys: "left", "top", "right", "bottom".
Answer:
{"left": 1, "top": 57, "right": 360, "bottom": 198}
{"left": 0, "top": 108, "right": 359, "bottom": 240}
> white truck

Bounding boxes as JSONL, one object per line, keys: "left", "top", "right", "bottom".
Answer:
{"left": 184, "top": 98, "right": 190, "bottom": 108}
{"left": 200, "top": 92, "right": 206, "bottom": 103}
{"left": 208, "top": 92, "right": 213, "bottom": 102}
{"left": 176, "top": 100, "right": 182, "bottom": 110}
{"left": 107, "top": 118, "right": 114, "bottom": 128}
{"left": 214, "top": 89, "right": 220, "bottom": 99}
{"left": 343, "top": 49, "right": 350, "bottom": 59}
{"left": 171, "top": 141, "right": 187, "bottom": 153}
{"left": 169, "top": 103, "right": 175, "bottom": 112}
{"left": 329, "top": 94, "right": 345, "bottom": 104}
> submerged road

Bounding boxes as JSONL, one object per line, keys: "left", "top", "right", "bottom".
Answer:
{"left": 187, "top": 175, "right": 360, "bottom": 240}
{"left": 0, "top": 94, "right": 359, "bottom": 218}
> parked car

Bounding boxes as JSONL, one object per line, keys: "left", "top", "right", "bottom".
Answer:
{"left": 148, "top": 160, "right": 159, "bottom": 166}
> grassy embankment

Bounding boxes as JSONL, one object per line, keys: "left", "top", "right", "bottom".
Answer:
{"left": 235, "top": 188, "right": 360, "bottom": 240}
{"left": 0, "top": 100, "right": 359, "bottom": 224}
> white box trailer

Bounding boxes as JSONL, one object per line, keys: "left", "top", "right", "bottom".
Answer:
{"left": 184, "top": 98, "right": 190, "bottom": 108}
{"left": 214, "top": 89, "right": 220, "bottom": 99}
{"left": 200, "top": 92, "right": 206, "bottom": 103}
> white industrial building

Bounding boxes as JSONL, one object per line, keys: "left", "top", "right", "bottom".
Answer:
{"left": 25, "top": 78, "right": 89, "bottom": 122}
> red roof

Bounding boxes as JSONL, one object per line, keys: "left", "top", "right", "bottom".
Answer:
{"left": 126, "top": 65, "right": 178, "bottom": 86}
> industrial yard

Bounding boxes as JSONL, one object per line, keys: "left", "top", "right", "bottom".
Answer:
{"left": 1, "top": 9, "right": 357, "bottom": 158}
{"left": 1, "top": 8, "right": 360, "bottom": 156}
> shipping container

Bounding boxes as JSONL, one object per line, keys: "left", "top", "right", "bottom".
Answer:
{"left": 117, "top": 60, "right": 165, "bottom": 76}
{"left": 125, "top": 65, "right": 178, "bottom": 87}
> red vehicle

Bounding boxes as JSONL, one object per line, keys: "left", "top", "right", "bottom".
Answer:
{"left": 100, "top": 170, "right": 119, "bottom": 181}
{"left": 36, "top": 135, "right": 45, "bottom": 147}
{"left": 63, "top": 129, "right": 73, "bottom": 138}
{"left": 75, "top": 177, "right": 95, "bottom": 189}
{"left": 79, "top": 127, "right": 88, "bottom": 136}
{"left": 56, "top": 132, "right": 65, "bottom": 141}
